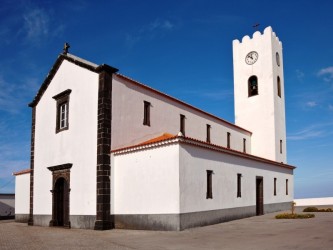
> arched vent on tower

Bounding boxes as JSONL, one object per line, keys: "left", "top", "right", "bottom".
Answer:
{"left": 277, "top": 76, "right": 281, "bottom": 98}
{"left": 248, "top": 75, "right": 258, "bottom": 97}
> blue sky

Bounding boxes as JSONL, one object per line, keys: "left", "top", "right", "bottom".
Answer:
{"left": 0, "top": 0, "right": 332, "bottom": 198}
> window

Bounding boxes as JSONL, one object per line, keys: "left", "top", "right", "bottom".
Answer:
{"left": 206, "top": 124, "right": 211, "bottom": 143}
{"left": 227, "top": 132, "right": 231, "bottom": 148}
{"left": 237, "top": 173, "right": 242, "bottom": 198}
{"left": 248, "top": 75, "right": 258, "bottom": 97}
{"left": 180, "top": 114, "right": 186, "bottom": 136}
{"left": 53, "top": 89, "right": 71, "bottom": 133}
{"left": 206, "top": 170, "right": 213, "bottom": 199}
{"left": 59, "top": 103, "right": 68, "bottom": 129}
{"left": 274, "top": 178, "right": 277, "bottom": 196}
{"left": 280, "top": 140, "right": 283, "bottom": 154}
{"left": 143, "top": 101, "right": 150, "bottom": 126}
{"left": 286, "top": 179, "right": 289, "bottom": 195}
{"left": 277, "top": 76, "right": 281, "bottom": 98}
{"left": 243, "top": 138, "right": 246, "bottom": 153}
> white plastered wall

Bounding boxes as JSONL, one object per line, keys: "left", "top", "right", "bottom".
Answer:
{"left": 34, "top": 60, "right": 98, "bottom": 216}
{"left": 111, "top": 75, "right": 251, "bottom": 153}
{"left": 15, "top": 173, "right": 30, "bottom": 214}
{"left": 179, "top": 143, "right": 293, "bottom": 213}
{"left": 233, "top": 26, "right": 287, "bottom": 163}
{"left": 112, "top": 144, "right": 180, "bottom": 214}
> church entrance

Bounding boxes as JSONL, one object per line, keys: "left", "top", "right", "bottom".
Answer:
{"left": 256, "top": 176, "right": 264, "bottom": 216}
{"left": 48, "top": 163, "right": 72, "bottom": 228}
{"left": 54, "top": 178, "right": 69, "bottom": 226}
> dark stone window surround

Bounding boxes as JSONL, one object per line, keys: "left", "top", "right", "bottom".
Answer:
{"left": 53, "top": 89, "right": 72, "bottom": 133}
{"left": 48, "top": 163, "right": 72, "bottom": 228}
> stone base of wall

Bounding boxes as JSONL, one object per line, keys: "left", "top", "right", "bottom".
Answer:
{"left": 115, "top": 214, "right": 180, "bottom": 231}
{"left": 70, "top": 215, "right": 96, "bottom": 229}
{"left": 264, "top": 201, "right": 291, "bottom": 213}
{"left": 115, "top": 202, "right": 292, "bottom": 231}
{"left": 33, "top": 215, "right": 52, "bottom": 227}
{"left": 29, "top": 202, "right": 291, "bottom": 231}
{"left": 15, "top": 214, "right": 29, "bottom": 223}
{"left": 33, "top": 215, "right": 96, "bottom": 229}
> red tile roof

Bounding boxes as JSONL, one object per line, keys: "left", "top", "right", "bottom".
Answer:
{"left": 138, "top": 133, "right": 176, "bottom": 145}
{"left": 112, "top": 134, "right": 296, "bottom": 170}
{"left": 13, "top": 169, "right": 31, "bottom": 176}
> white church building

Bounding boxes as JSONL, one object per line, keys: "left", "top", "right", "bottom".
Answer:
{"left": 14, "top": 26, "right": 295, "bottom": 230}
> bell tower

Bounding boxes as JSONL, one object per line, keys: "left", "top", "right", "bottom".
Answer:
{"left": 233, "top": 26, "right": 287, "bottom": 163}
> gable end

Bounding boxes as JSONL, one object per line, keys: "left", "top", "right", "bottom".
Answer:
{"left": 28, "top": 53, "right": 118, "bottom": 108}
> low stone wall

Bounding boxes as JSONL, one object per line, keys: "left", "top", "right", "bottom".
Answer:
{"left": 294, "top": 197, "right": 333, "bottom": 206}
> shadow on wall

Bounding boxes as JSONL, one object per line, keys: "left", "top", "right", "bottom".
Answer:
{"left": 0, "top": 194, "right": 15, "bottom": 220}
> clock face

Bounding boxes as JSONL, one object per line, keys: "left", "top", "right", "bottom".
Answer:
{"left": 245, "top": 51, "right": 258, "bottom": 65}
{"left": 276, "top": 52, "right": 280, "bottom": 66}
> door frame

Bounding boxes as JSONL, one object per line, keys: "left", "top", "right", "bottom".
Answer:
{"left": 256, "top": 176, "right": 264, "bottom": 216}
{"left": 48, "top": 163, "right": 72, "bottom": 228}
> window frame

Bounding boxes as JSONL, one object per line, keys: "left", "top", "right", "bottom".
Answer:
{"left": 206, "top": 124, "right": 211, "bottom": 143}
{"left": 53, "top": 89, "right": 71, "bottom": 134}
{"left": 180, "top": 114, "right": 186, "bottom": 136}
{"left": 143, "top": 101, "right": 151, "bottom": 126}
{"left": 206, "top": 170, "right": 213, "bottom": 199}
{"left": 237, "top": 173, "right": 242, "bottom": 198}
{"left": 280, "top": 140, "right": 283, "bottom": 154}
{"left": 248, "top": 75, "right": 259, "bottom": 97}
{"left": 227, "top": 132, "right": 231, "bottom": 149}
{"left": 277, "top": 76, "right": 281, "bottom": 98}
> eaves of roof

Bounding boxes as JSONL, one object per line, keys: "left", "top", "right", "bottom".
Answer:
{"left": 13, "top": 169, "right": 31, "bottom": 176}
{"left": 112, "top": 135, "right": 296, "bottom": 170}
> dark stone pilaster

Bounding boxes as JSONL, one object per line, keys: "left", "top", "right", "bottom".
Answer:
{"left": 94, "top": 66, "right": 118, "bottom": 230}
{"left": 28, "top": 107, "right": 36, "bottom": 226}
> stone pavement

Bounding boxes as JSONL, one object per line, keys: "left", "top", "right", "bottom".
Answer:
{"left": 1, "top": 208, "right": 333, "bottom": 250}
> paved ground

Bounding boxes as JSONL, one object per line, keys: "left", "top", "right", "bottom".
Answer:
{"left": 1, "top": 208, "right": 333, "bottom": 250}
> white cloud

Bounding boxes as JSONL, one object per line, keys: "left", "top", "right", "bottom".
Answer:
{"left": 306, "top": 101, "right": 317, "bottom": 107}
{"left": 318, "top": 66, "right": 333, "bottom": 82}
{"left": 147, "top": 19, "right": 175, "bottom": 32}
{"left": 125, "top": 19, "right": 175, "bottom": 48}
{"left": 23, "top": 8, "right": 50, "bottom": 41}
{"left": 288, "top": 122, "right": 333, "bottom": 141}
